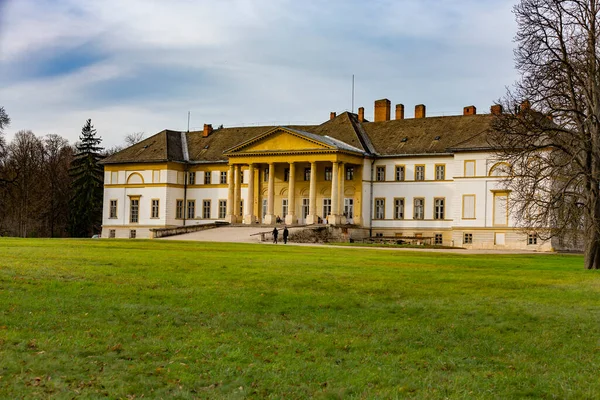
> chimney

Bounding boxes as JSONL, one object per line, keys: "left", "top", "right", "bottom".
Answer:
{"left": 490, "top": 105, "right": 503, "bottom": 115}
{"left": 463, "top": 106, "right": 477, "bottom": 116}
{"left": 395, "top": 104, "right": 405, "bottom": 120}
{"left": 374, "top": 98, "right": 391, "bottom": 122}
{"left": 520, "top": 100, "right": 531, "bottom": 112}
{"left": 330, "top": 112, "right": 336, "bottom": 120}
{"left": 203, "top": 124, "right": 213, "bottom": 138}
{"left": 415, "top": 104, "right": 426, "bottom": 119}
{"left": 358, "top": 107, "right": 365, "bottom": 122}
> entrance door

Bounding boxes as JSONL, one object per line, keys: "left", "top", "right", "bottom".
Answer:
{"left": 300, "top": 198, "right": 309, "bottom": 224}
{"left": 322, "top": 198, "right": 331, "bottom": 220}
{"left": 344, "top": 198, "right": 354, "bottom": 221}
{"left": 261, "top": 199, "right": 267, "bottom": 223}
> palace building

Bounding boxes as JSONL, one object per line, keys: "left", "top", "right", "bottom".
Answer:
{"left": 101, "top": 98, "right": 551, "bottom": 250}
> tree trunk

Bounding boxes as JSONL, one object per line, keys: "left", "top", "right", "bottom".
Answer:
{"left": 585, "top": 189, "right": 600, "bottom": 269}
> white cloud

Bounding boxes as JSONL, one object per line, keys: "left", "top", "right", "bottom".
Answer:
{"left": 0, "top": 0, "right": 520, "bottom": 147}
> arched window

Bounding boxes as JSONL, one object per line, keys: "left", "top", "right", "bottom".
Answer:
{"left": 489, "top": 162, "right": 512, "bottom": 177}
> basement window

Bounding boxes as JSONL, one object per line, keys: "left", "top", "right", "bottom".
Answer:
{"left": 528, "top": 233, "right": 538, "bottom": 245}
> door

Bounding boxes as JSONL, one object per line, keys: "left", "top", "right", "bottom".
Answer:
{"left": 344, "top": 198, "right": 354, "bottom": 221}
{"left": 300, "top": 198, "right": 309, "bottom": 224}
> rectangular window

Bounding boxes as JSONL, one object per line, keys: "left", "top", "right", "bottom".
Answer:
{"left": 323, "top": 198, "right": 332, "bottom": 217}
{"left": 220, "top": 171, "right": 227, "bottom": 184}
{"left": 111, "top": 171, "right": 118, "bottom": 184}
{"left": 218, "top": 200, "right": 227, "bottom": 219}
{"left": 151, "top": 199, "right": 159, "bottom": 218}
{"left": 129, "top": 229, "right": 136, "bottom": 239}
{"left": 204, "top": 171, "right": 211, "bottom": 185}
{"left": 493, "top": 193, "right": 508, "bottom": 226}
{"left": 284, "top": 168, "right": 289, "bottom": 182}
{"left": 376, "top": 166, "right": 386, "bottom": 181}
{"left": 462, "top": 195, "right": 476, "bottom": 219}
{"left": 203, "top": 200, "right": 211, "bottom": 219}
{"left": 153, "top": 170, "right": 160, "bottom": 183}
{"left": 239, "top": 200, "right": 244, "bottom": 217}
{"left": 375, "top": 198, "right": 385, "bottom": 219}
{"left": 109, "top": 229, "right": 116, "bottom": 238}
{"left": 464, "top": 160, "right": 476, "bottom": 177}
{"left": 413, "top": 198, "right": 424, "bottom": 220}
{"left": 394, "top": 198, "right": 405, "bottom": 219}
{"left": 346, "top": 166, "right": 354, "bottom": 181}
{"left": 464, "top": 233, "right": 473, "bottom": 244}
{"left": 130, "top": 198, "right": 139, "bottom": 223}
{"left": 434, "top": 198, "right": 445, "bottom": 220}
{"left": 528, "top": 233, "right": 538, "bottom": 245}
{"left": 262, "top": 199, "right": 268, "bottom": 218}
{"left": 435, "top": 164, "right": 445, "bottom": 180}
{"left": 187, "top": 171, "right": 196, "bottom": 185}
{"left": 304, "top": 167, "right": 311, "bottom": 181}
{"left": 264, "top": 168, "right": 269, "bottom": 182}
{"left": 415, "top": 165, "right": 425, "bottom": 181}
{"left": 324, "top": 167, "right": 332, "bottom": 181}
{"left": 109, "top": 199, "right": 117, "bottom": 219}
{"left": 395, "top": 165, "right": 405, "bottom": 181}
{"left": 282, "top": 199, "right": 288, "bottom": 216}
{"left": 434, "top": 233, "right": 443, "bottom": 245}
{"left": 240, "top": 170, "right": 244, "bottom": 184}
{"left": 187, "top": 200, "right": 195, "bottom": 219}
{"left": 176, "top": 199, "right": 184, "bottom": 219}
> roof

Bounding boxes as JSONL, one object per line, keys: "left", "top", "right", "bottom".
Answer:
{"left": 103, "top": 111, "right": 497, "bottom": 165}
{"left": 361, "top": 114, "right": 494, "bottom": 156}
{"left": 101, "top": 130, "right": 184, "bottom": 164}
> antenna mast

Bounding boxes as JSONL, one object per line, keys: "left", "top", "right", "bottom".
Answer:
{"left": 187, "top": 111, "right": 190, "bottom": 132}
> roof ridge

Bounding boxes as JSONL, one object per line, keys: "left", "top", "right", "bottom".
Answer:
{"left": 347, "top": 113, "right": 376, "bottom": 155}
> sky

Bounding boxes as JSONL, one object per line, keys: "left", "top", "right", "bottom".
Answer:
{"left": 0, "top": 0, "right": 519, "bottom": 148}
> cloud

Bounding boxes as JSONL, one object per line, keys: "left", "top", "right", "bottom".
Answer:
{"left": 0, "top": 0, "right": 520, "bottom": 147}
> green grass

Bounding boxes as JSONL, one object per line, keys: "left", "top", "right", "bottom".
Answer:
{"left": 0, "top": 238, "right": 599, "bottom": 399}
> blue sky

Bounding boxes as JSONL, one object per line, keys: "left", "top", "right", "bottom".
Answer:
{"left": 0, "top": 0, "right": 518, "bottom": 147}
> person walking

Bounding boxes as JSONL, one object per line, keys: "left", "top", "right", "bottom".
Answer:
{"left": 283, "top": 226, "right": 289, "bottom": 244}
{"left": 272, "top": 227, "right": 278, "bottom": 244}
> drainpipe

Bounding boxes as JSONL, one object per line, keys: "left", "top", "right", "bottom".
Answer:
{"left": 369, "top": 157, "right": 376, "bottom": 238}
{"left": 183, "top": 165, "right": 188, "bottom": 226}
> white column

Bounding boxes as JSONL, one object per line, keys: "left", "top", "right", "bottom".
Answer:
{"left": 306, "top": 161, "right": 318, "bottom": 224}
{"left": 331, "top": 162, "right": 339, "bottom": 215}
{"left": 225, "top": 164, "right": 236, "bottom": 223}
{"left": 328, "top": 161, "right": 342, "bottom": 225}
{"left": 264, "top": 163, "right": 276, "bottom": 224}
{"left": 244, "top": 164, "right": 256, "bottom": 224}
{"left": 285, "top": 162, "right": 297, "bottom": 225}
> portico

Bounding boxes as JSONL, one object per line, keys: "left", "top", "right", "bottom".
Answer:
{"left": 223, "top": 127, "right": 365, "bottom": 226}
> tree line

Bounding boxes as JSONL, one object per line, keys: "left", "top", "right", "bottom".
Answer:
{"left": 0, "top": 108, "right": 143, "bottom": 238}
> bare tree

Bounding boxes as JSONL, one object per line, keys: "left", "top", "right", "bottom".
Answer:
{"left": 124, "top": 131, "right": 145, "bottom": 147}
{"left": 43, "top": 134, "right": 73, "bottom": 237}
{"left": 6, "top": 131, "right": 45, "bottom": 237}
{"left": 490, "top": 0, "right": 600, "bottom": 268}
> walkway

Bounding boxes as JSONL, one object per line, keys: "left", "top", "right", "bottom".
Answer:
{"left": 159, "top": 226, "right": 550, "bottom": 255}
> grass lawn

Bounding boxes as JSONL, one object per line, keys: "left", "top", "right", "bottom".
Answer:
{"left": 0, "top": 238, "right": 599, "bottom": 399}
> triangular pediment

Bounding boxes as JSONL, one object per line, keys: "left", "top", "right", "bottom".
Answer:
{"left": 224, "top": 127, "right": 335, "bottom": 155}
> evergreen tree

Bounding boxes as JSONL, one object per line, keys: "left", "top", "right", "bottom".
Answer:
{"left": 68, "top": 119, "right": 104, "bottom": 237}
